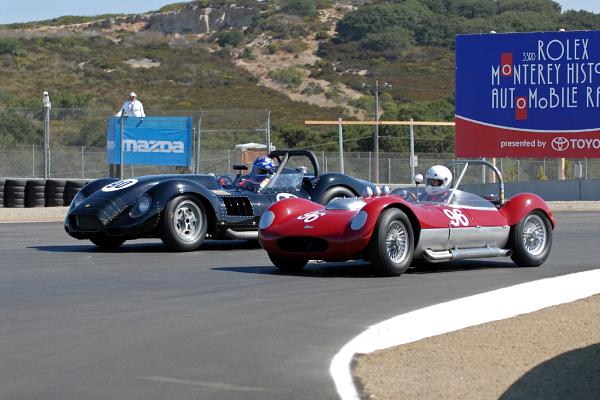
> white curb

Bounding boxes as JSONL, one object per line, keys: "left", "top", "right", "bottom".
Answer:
{"left": 330, "top": 268, "right": 600, "bottom": 400}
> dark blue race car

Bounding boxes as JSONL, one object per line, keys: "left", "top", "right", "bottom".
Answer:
{"left": 64, "top": 150, "right": 374, "bottom": 251}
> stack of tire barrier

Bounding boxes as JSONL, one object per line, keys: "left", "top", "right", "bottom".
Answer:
{"left": 25, "top": 180, "right": 46, "bottom": 207}
{"left": 1, "top": 179, "right": 91, "bottom": 208}
{"left": 0, "top": 179, "right": 5, "bottom": 207}
{"left": 45, "top": 179, "right": 67, "bottom": 207}
{"left": 4, "top": 179, "right": 27, "bottom": 208}
{"left": 64, "top": 180, "right": 87, "bottom": 206}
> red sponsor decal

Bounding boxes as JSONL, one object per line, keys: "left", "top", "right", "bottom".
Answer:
{"left": 455, "top": 117, "right": 600, "bottom": 158}
{"left": 515, "top": 96, "right": 528, "bottom": 120}
{"left": 501, "top": 53, "right": 513, "bottom": 77}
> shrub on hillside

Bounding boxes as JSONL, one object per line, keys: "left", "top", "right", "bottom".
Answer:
{"left": 217, "top": 29, "right": 244, "bottom": 47}
{"left": 268, "top": 66, "right": 304, "bottom": 87}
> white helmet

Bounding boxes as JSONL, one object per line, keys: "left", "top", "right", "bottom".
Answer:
{"left": 425, "top": 165, "right": 452, "bottom": 195}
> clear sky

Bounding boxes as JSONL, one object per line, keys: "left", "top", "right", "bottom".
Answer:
{"left": 0, "top": 0, "right": 599, "bottom": 24}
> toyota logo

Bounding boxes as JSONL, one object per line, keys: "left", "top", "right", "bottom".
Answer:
{"left": 551, "top": 137, "right": 569, "bottom": 152}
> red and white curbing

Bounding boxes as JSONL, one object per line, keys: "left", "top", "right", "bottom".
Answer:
{"left": 330, "top": 268, "right": 600, "bottom": 400}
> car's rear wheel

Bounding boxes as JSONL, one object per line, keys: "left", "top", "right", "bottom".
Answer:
{"left": 368, "top": 208, "right": 414, "bottom": 276}
{"left": 90, "top": 236, "right": 126, "bottom": 249}
{"left": 161, "top": 195, "right": 207, "bottom": 251}
{"left": 510, "top": 211, "right": 552, "bottom": 267}
{"left": 268, "top": 254, "right": 307, "bottom": 272}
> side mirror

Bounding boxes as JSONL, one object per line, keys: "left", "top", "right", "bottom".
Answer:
{"left": 414, "top": 174, "right": 423, "bottom": 185}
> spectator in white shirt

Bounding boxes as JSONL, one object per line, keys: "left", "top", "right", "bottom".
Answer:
{"left": 115, "top": 92, "right": 145, "bottom": 117}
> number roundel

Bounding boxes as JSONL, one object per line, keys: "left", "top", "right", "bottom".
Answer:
{"left": 442, "top": 208, "right": 469, "bottom": 227}
{"left": 297, "top": 211, "right": 325, "bottom": 223}
{"left": 102, "top": 179, "right": 139, "bottom": 192}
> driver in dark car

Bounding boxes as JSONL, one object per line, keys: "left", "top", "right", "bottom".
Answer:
{"left": 238, "top": 156, "right": 276, "bottom": 190}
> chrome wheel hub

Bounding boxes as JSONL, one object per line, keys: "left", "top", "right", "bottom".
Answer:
{"left": 522, "top": 214, "right": 546, "bottom": 256}
{"left": 386, "top": 221, "right": 409, "bottom": 263}
{"left": 173, "top": 200, "right": 202, "bottom": 242}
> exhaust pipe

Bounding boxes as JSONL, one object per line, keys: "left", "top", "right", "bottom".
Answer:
{"left": 423, "top": 247, "right": 512, "bottom": 263}
{"left": 225, "top": 228, "right": 258, "bottom": 240}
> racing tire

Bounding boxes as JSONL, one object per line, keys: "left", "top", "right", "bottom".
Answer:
{"left": 161, "top": 195, "right": 207, "bottom": 252}
{"left": 268, "top": 254, "right": 308, "bottom": 272}
{"left": 509, "top": 211, "right": 552, "bottom": 267}
{"left": 90, "top": 236, "right": 126, "bottom": 249}
{"left": 319, "top": 186, "right": 355, "bottom": 205}
{"left": 368, "top": 208, "right": 414, "bottom": 276}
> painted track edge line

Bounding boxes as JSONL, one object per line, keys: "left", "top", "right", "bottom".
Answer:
{"left": 330, "top": 268, "right": 600, "bottom": 400}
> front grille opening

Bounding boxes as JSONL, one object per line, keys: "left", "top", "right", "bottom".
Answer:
{"left": 278, "top": 237, "right": 328, "bottom": 253}
{"left": 223, "top": 197, "right": 253, "bottom": 216}
{"left": 72, "top": 215, "right": 102, "bottom": 232}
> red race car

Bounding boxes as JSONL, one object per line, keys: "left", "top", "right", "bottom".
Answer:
{"left": 258, "top": 160, "right": 555, "bottom": 276}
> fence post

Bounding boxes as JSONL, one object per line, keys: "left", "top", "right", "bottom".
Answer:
{"left": 368, "top": 152, "right": 372, "bottom": 181}
{"left": 265, "top": 109, "right": 271, "bottom": 152}
{"left": 388, "top": 157, "right": 391, "bottom": 183}
{"left": 196, "top": 111, "right": 203, "bottom": 174}
{"left": 81, "top": 146, "right": 85, "bottom": 179}
{"left": 42, "top": 92, "right": 51, "bottom": 179}
{"left": 338, "top": 117, "right": 344, "bottom": 174}
{"left": 32, "top": 144, "right": 35, "bottom": 177}
{"left": 409, "top": 118, "right": 415, "bottom": 183}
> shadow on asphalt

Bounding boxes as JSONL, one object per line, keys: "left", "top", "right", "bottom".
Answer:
{"left": 213, "top": 259, "right": 518, "bottom": 278}
{"left": 499, "top": 343, "right": 600, "bottom": 400}
{"left": 30, "top": 240, "right": 263, "bottom": 253}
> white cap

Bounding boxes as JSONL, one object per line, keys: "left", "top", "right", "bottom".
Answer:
{"left": 129, "top": 92, "right": 137, "bottom": 97}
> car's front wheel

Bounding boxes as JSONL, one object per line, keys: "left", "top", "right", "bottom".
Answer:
{"left": 268, "top": 254, "right": 307, "bottom": 272}
{"left": 161, "top": 195, "right": 207, "bottom": 251}
{"left": 368, "top": 208, "right": 414, "bottom": 276}
{"left": 510, "top": 211, "right": 552, "bottom": 267}
{"left": 319, "top": 186, "right": 355, "bottom": 205}
{"left": 90, "top": 236, "right": 126, "bottom": 249}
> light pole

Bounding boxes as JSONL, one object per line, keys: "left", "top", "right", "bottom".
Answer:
{"left": 42, "top": 91, "right": 51, "bottom": 179}
{"left": 369, "top": 80, "right": 391, "bottom": 183}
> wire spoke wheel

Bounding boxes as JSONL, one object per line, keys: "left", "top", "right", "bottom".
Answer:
{"left": 385, "top": 221, "right": 409, "bottom": 264}
{"left": 521, "top": 214, "right": 547, "bottom": 256}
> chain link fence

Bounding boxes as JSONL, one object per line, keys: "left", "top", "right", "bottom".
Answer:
{"left": 1, "top": 107, "right": 600, "bottom": 182}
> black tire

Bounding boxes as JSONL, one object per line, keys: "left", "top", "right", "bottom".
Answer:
{"left": 4, "top": 180, "right": 26, "bottom": 208}
{"left": 45, "top": 179, "right": 67, "bottom": 189}
{"left": 319, "top": 186, "right": 355, "bottom": 205}
{"left": 368, "top": 208, "right": 414, "bottom": 276}
{"left": 90, "top": 236, "right": 126, "bottom": 249}
{"left": 268, "top": 253, "right": 308, "bottom": 272}
{"left": 64, "top": 181, "right": 86, "bottom": 205}
{"left": 160, "top": 195, "right": 207, "bottom": 251}
{"left": 509, "top": 211, "right": 553, "bottom": 267}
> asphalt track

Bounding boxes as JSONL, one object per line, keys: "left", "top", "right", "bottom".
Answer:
{"left": 1, "top": 212, "right": 599, "bottom": 400}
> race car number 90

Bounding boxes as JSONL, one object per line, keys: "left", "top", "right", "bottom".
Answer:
{"left": 102, "top": 179, "right": 138, "bottom": 192}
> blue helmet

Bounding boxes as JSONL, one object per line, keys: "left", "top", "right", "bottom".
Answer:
{"left": 250, "top": 156, "right": 276, "bottom": 179}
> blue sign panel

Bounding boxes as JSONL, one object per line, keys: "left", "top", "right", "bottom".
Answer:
{"left": 106, "top": 116, "right": 193, "bottom": 166}
{"left": 456, "top": 31, "right": 600, "bottom": 158}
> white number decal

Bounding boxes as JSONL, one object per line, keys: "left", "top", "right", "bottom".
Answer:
{"left": 297, "top": 211, "right": 325, "bottom": 223}
{"left": 101, "top": 179, "right": 138, "bottom": 192}
{"left": 276, "top": 193, "right": 298, "bottom": 201}
{"left": 442, "top": 208, "right": 469, "bottom": 227}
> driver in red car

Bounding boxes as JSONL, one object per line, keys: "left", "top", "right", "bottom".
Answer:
{"left": 419, "top": 164, "right": 453, "bottom": 202}
{"left": 238, "top": 156, "right": 276, "bottom": 191}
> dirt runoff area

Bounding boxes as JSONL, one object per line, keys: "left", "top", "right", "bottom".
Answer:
{"left": 353, "top": 294, "right": 600, "bottom": 400}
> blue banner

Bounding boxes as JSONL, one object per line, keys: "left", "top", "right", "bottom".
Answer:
{"left": 106, "top": 116, "right": 193, "bottom": 166}
{"left": 456, "top": 31, "right": 600, "bottom": 158}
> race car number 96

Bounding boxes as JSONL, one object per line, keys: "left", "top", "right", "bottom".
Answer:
{"left": 442, "top": 208, "right": 469, "bottom": 227}
{"left": 297, "top": 211, "right": 325, "bottom": 223}
{"left": 102, "top": 179, "right": 138, "bottom": 192}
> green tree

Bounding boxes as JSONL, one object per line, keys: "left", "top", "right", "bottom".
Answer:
{"left": 282, "top": 0, "right": 317, "bottom": 17}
